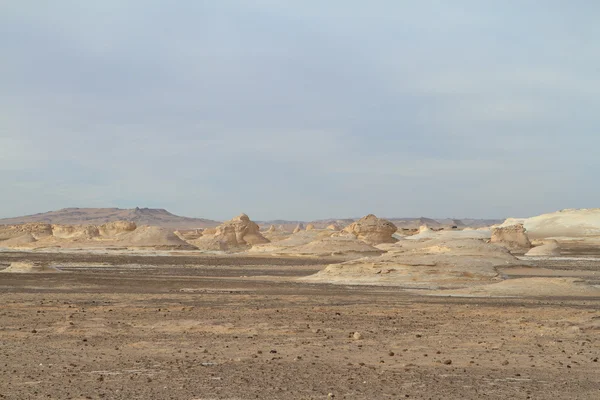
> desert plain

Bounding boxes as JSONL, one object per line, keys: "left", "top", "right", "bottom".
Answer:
{"left": 1, "top": 208, "right": 599, "bottom": 399}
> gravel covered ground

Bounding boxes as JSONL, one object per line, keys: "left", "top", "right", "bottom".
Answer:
{"left": 0, "top": 251, "right": 599, "bottom": 399}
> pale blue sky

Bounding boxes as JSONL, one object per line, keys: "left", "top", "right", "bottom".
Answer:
{"left": 1, "top": 1, "right": 599, "bottom": 220}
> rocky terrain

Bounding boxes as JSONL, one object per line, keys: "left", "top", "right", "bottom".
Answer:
{"left": 0, "top": 251, "right": 598, "bottom": 399}
{"left": 1, "top": 208, "right": 600, "bottom": 398}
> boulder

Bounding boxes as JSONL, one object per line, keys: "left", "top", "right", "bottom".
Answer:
{"left": 343, "top": 214, "right": 398, "bottom": 245}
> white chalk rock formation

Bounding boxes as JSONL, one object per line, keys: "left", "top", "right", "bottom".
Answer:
{"left": 279, "top": 235, "right": 383, "bottom": 257}
{"left": 98, "top": 221, "right": 137, "bottom": 236}
{"left": 418, "top": 225, "right": 432, "bottom": 233}
{"left": 174, "top": 229, "right": 203, "bottom": 241}
{"left": 261, "top": 225, "right": 292, "bottom": 243}
{"left": 0, "top": 223, "right": 53, "bottom": 240}
{"left": 407, "top": 228, "right": 491, "bottom": 241}
{"left": 517, "top": 209, "right": 600, "bottom": 239}
{"left": 1, "top": 262, "right": 62, "bottom": 273}
{"left": 490, "top": 224, "right": 531, "bottom": 251}
{"left": 120, "top": 226, "right": 197, "bottom": 250}
{"left": 303, "top": 239, "right": 524, "bottom": 288}
{"left": 430, "top": 278, "right": 600, "bottom": 298}
{"left": 342, "top": 214, "right": 398, "bottom": 245}
{"left": 0, "top": 233, "right": 38, "bottom": 248}
{"left": 191, "top": 213, "right": 269, "bottom": 250}
{"left": 51, "top": 224, "right": 100, "bottom": 239}
{"left": 525, "top": 240, "right": 561, "bottom": 256}
{"left": 305, "top": 223, "right": 315, "bottom": 231}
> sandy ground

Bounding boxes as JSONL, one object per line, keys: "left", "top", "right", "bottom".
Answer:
{"left": 0, "top": 251, "right": 599, "bottom": 399}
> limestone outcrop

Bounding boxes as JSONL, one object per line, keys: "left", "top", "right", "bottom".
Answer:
{"left": 0, "top": 221, "right": 194, "bottom": 250}
{"left": 303, "top": 238, "right": 525, "bottom": 288}
{"left": 0, "top": 233, "right": 37, "bottom": 247}
{"left": 98, "top": 221, "right": 137, "bottom": 236}
{"left": 119, "top": 226, "right": 197, "bottom": 250}
{"left": 0, "top": 223, "right": 53, "bottom": 240}
{"left": 174, "top": 229, "right": 203, "bottom": 241}
{"left": 502, "top": 209, "right": 600, "bottom": 239}
{"left": 525, "top": 240, "right": 561, "bottom": 256}
{"left": 491, "top": 224, "right": 531, "bottom": 251}
{"left": 191, "top": 214, "right": 269, "bottom": 250}
{"left": 51, "top": 225, "right": 100, "bottom": 239}
{"left": 342, "top": 214, "right": 398, "bottom": 245}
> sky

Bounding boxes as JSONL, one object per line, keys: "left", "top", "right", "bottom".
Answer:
{"left": 1, "top": 1, "right": 599, "bottom": 221}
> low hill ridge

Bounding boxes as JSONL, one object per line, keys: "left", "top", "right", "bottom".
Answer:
{"left": 0, "top": 207, "right": 219, "bottom": 229}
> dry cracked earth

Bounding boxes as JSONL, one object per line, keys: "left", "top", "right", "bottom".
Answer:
{"left": 0, "top": 251, "right": 599, "bottom": 399}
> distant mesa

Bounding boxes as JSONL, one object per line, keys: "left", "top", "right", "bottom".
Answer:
{"left": 0, "top": 207, "right": 219, "bottom": 229}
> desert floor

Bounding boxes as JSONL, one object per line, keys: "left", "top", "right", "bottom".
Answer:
{"left": 0, "top": 251, "right": 599, "bottom": 400}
